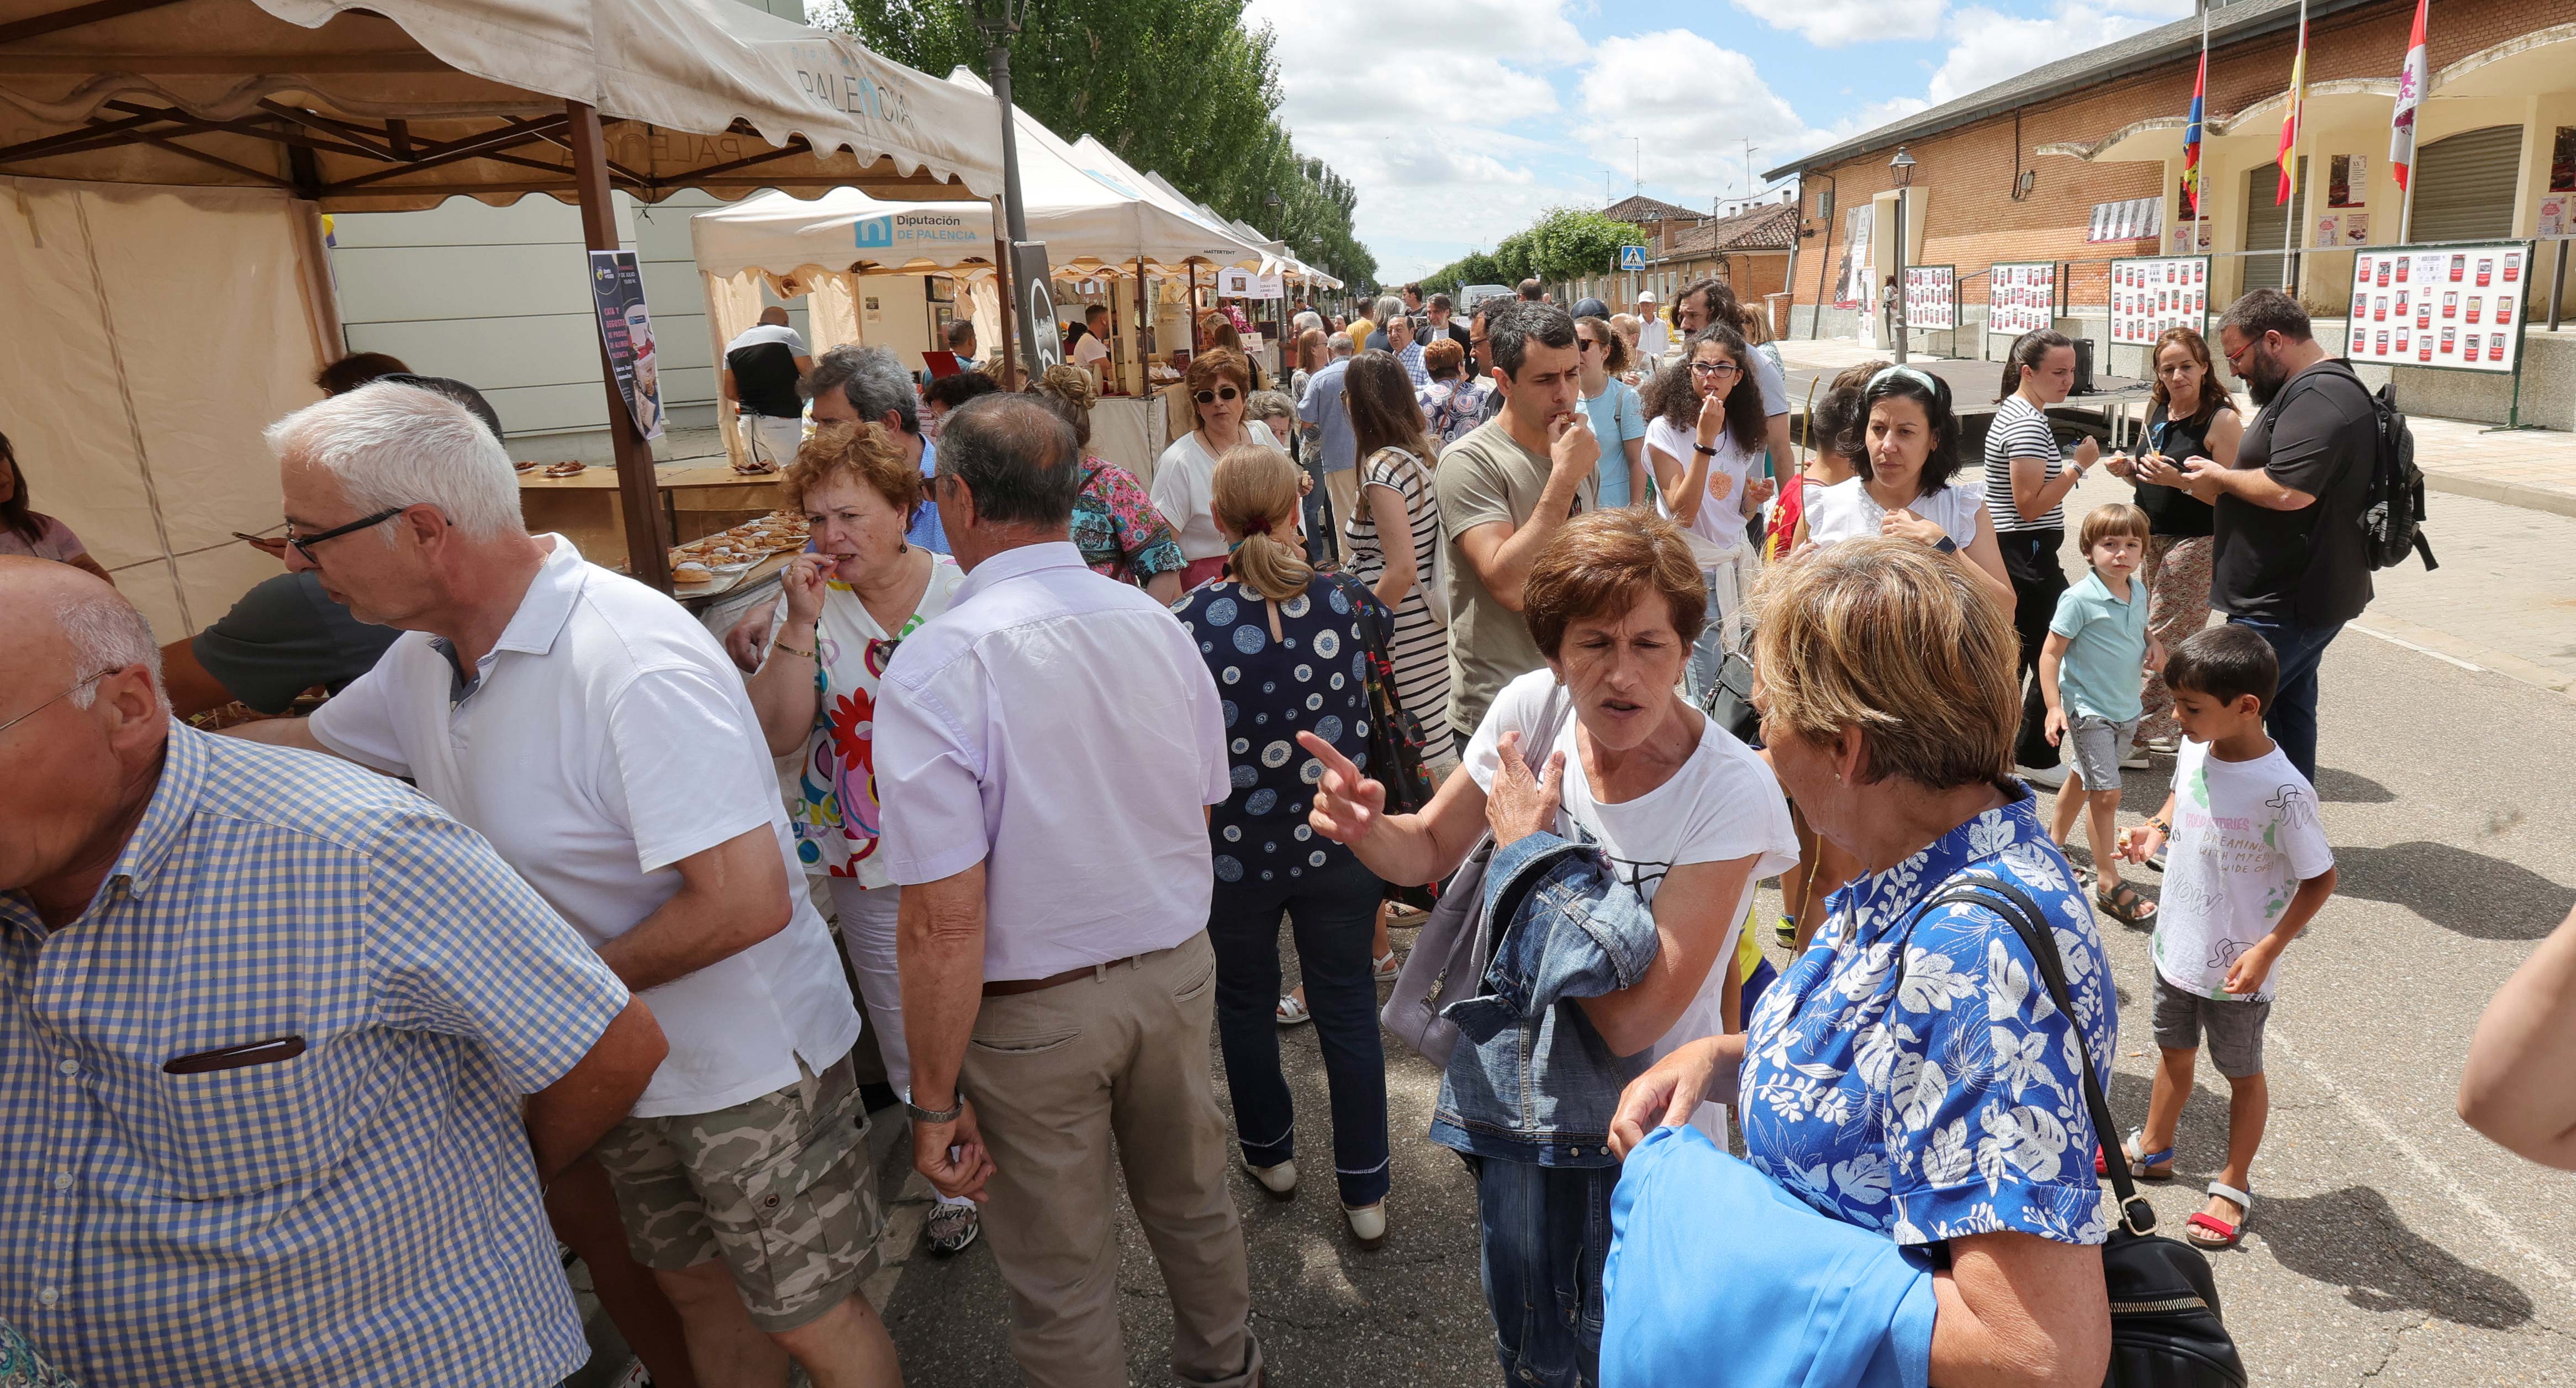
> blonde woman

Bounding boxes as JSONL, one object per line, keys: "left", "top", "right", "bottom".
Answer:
{"left": 1173, "top": 444, "right": 1395, "bottom": 1249}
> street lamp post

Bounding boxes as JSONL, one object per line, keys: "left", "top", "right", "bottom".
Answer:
{"left": 967, "top": 0, "right": 1046, "bottom": 383}
{"left": 1889, "top": 146, "right": 1915, "bottom": 365}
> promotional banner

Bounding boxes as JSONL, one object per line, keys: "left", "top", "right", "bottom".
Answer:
{"left": 1903, "top": 265, "right": 1957, "bottom": 330}
{"left": 2106, "top": 255, "right": 2210, "bottom": 345}
{"left": 1216, "top": 267, "right": 1287, "bottom": 299}
{"left": 2345, "top": 241, "right": 2532, "bottom": 374}
{"left": 1834, "top": 205, "right": 1874, "bottom": 309}
{"left": 1987, "top": 261, "right": 2058, "bottom": 337}
{"left": 588, "top": 250, "right": 664, "bottom": 441}
{"left": 1012, "top": 240, "right": 1065, "bottom": 377}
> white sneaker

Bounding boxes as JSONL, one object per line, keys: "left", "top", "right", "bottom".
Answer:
{"left": 2120, "top": 749, "right": 2152, "bottom": 770}
{"left": 1344, "top": 1202, "right": 1387, "bottom": 1249}
{"left": 2017, "top": 762, "right": 2070, "bottom": 789}
{"left": 1247, "top": 1159, "right": 1297, "bottom": 1200}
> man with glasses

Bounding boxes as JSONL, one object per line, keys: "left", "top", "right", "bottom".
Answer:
{"left": 2156, "top": 289, "right": 2377, "bottom": 781}
{"left": 0, "top": 557, "right": 668, "bottom": 1386}
{"left": 231, "top": 381, "right": 899, "bottom": 1388}
{"left": 1297, "top": 330, "right": 1362, "bottom": 563}
{"left": 810, "top": 345, "right": 949, "bottom": 555}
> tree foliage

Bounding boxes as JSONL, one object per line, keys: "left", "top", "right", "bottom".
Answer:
{"left": 828, "top": 0, "right": 1377, "bottom": 288}
{"left": 1419, "top": 207, "right": 1640, "bottom": 296}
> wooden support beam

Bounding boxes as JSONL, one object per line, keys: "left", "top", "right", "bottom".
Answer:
{"left": 566, "top": 99, "right": 671, "bottom": 593}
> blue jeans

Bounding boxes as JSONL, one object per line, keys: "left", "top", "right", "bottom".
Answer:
{"left": 1682, "top": 554, "right": 1750, "bottom": 708}
{"left": 1206, "top": 849, "right": 1391, "bottom": 1207}
{"left": 1470, "top": 1154, "right": 1617, "bottom": 1387}
{"left": 2225, "top": 615, "right": 2345, "bottom": 783}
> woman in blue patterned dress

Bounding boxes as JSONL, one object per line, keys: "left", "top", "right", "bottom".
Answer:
{"left": 1175, "top": 441, "right": 1395, "bottom": 1249}
{"left": 1611, "top": 537, "right": 2118, "bottom": 1386}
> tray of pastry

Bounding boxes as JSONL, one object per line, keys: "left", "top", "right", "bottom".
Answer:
{"left": 668, "top": 510, "right": 812, "bottom": 592}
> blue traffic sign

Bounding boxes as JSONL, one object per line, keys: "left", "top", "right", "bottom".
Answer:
{"left": 1619, "top": 245, "right": 1648, "bottom": 270}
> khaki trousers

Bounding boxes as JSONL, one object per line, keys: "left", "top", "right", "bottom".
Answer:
{"left": 1323, "top": 468, "right": 1362, "bottom": 565}
{"left": 961, "top": 933, "right": 1261, "bottom": 1388}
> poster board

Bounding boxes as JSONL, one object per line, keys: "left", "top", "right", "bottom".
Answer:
{"left": 1903, "top": 265, "right": 1957, "bottom": 330}
{"left": 1834, "top": 205, "right": 1875, "bottom": 309}
{"left": 2106, "top": 255, "right": 2209, "bottom": 345}
{"left": 1987, "top": 261, "right": 2057, "bottom": 337}
{"left": 2343, "top": 241, "right": 2533, "bottom": 374}
{"left": 588, "top": 250, "right": 665, "bottom": 441}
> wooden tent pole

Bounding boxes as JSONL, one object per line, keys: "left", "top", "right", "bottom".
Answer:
{"left": 566, "top": 99, "right": 668, "bottom": 592}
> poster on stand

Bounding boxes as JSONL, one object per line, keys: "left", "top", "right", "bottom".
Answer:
{"left": 1986, "top": 261, "right": 2058, "bottom": 337}
{"left": 587, "top": 250, "right": 664, "bottom": 441}
{"left": 2345, "top": 240, "right": 2531, "bottom": 374}
{"left": 1834, "top": 205, "right": 1875, "bottom": 309}
{"left": 1903, "top": 265, "right": 1958, "bottom": 330}
{"left": 2105, "top": 255, "right": 2209, "bottom": 345}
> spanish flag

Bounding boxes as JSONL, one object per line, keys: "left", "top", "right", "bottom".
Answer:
{"left": 2277, "top": 6, "right": 2309, "bottom": 205}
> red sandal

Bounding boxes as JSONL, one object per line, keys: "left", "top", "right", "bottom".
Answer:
{"left": 2184, "top": 1181, "right": 2251, "bottom": 1250}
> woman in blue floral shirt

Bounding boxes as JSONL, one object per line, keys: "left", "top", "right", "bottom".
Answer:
{"left": 1612, "top": 538, "right": 2118, "bottom": 1386}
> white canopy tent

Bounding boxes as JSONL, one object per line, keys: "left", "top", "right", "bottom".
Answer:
{"left": 0, "top": 0, "right": 1000, "bottom": 604}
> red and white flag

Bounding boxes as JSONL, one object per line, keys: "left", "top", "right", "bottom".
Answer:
{"left": 2388, "top": 0, "right": 2430, "bottom": 191}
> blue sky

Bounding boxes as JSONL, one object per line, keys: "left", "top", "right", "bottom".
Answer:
{"left": 1242, "top": 0, "right": 2194, "bottom": 281}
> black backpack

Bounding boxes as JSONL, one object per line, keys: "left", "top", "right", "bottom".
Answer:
{"left": 2359, "top": 380, "right": 2436, "bottom": 572}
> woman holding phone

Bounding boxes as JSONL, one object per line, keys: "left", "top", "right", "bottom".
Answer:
{"left": 2113, "top": 326, "right": 2241, "bottom": 754}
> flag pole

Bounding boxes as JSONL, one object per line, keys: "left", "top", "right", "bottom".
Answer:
{"left": 2281, "top": 0, "right": 2307, "bottom": 275}
{"left": 2194, "top": 4, "right": 2210, "bottom": 258}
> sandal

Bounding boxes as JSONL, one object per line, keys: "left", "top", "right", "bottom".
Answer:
{"left": 2094, "top": 1128, "right": 2176, "bottom": 1180}
{"left": 1275, "top": 993, "right": 1311, "bottom": 1026}
{"left": 2186, "top": 1181, "right": 2252, "bottom": 1250}
{"left": 2095, "top": 879, "right": 2158, "bottom": 926}
{"left": 1775, "top": 915, "right": 1799, "bottom": 950}
{"left": 1371, "top": 948, "right": 1402, "bottom": 984}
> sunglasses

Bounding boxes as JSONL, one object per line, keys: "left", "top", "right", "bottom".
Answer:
{"left": 1576, "top": 337, "right": 1602, "bottom": 352}
{"left": 1193, "top": 387, "right": 1243, "bottom": 405}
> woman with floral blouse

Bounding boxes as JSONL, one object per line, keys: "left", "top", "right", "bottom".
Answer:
{"left": 1612, "top": 538, "right": 2117, "bottom": 1387}
{"left": 1028, "top": 365, "right": 1186, "bottom": 603}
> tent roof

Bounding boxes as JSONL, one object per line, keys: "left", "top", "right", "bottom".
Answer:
{"left": 0, "top": 0, "right": 1003, "bottom": 209}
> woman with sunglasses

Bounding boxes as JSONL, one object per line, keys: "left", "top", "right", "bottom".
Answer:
{"left": 1575, "top": 315, "right": 1650, "bottom": 509}
{"left": 1641, "top": 326, "right": 1775, "bottom": 703}
{"left": 1153, "top": 348, "right": 1284, "bottom": 589}
{"left": 738, "top": 420, "right": 980, "bottom": 1255}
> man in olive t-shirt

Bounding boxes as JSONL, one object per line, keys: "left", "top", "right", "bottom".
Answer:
{"left": 1435, "top": 301, "right": 1598, "bottom": 753}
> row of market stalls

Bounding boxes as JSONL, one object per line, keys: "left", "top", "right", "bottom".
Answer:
{"left": 0, "top": 0, "right": 1331, "bottom": 637}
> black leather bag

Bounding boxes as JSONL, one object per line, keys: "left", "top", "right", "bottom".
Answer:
{"left": 1322, "top": 571, "right": 1438, "bottom": 906}
{"left": 1695, "top": 645, "right": 1760, "bottom": 745}
{"left": 1926, "top": 878, "right": 2249, "bottom": 1388}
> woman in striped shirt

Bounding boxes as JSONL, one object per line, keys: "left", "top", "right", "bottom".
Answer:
{"left": 1342, "top": 350, "right": 1453, "bottom": 772}
{"left": 1985, "top": 330, "right": 2099, "bottom": 778}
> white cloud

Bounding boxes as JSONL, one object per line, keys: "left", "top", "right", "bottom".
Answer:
{"left": 1575, "top": 31, "right": 1821, "bottom": 196}
{"left": 1727, "top": 0, "right": 1943, "bottom": 48}
{"left": 1823, "top": 96, "right": 1934, "bottom": 145}
{"left": 1925, "top": 0, "right": 2190, "bottom": 106}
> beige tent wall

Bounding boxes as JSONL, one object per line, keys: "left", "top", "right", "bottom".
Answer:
{"left": 1, "top": 177, "right": 328, "bottom": 640}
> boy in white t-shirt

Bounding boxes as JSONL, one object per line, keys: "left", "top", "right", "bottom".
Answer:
{"left": 2115, "top": 624, "right": 2338, "bottom": 1252}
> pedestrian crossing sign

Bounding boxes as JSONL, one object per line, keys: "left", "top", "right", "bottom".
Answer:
{"left": 1619, "top": 245, "right": 1649, "bottom": 270}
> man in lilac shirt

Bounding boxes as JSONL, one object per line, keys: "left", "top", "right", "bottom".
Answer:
{"left": 874, "top": 394, "right": 1258, "bottom": 1388}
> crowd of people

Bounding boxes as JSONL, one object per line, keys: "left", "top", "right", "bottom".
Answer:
{"left": 3, "top": 273, "right": 2563, "bottom": 1388}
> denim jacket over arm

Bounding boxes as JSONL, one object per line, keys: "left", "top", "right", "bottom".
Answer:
{"left": 1429, "top": 830, "right": 1662, "bottom": 1167}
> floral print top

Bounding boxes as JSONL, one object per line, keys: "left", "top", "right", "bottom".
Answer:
{"left": 1071, "top": 457, "right": 1186, "bottom": 585}
{"left": 786, "top": 555, "right": 968, "bottom": 885}
{"left": 1418, "top": 379, "right": 1491, "bottom": 446}
{"left": 1739, "top": 787, "right": 2119, "bottom": 1248}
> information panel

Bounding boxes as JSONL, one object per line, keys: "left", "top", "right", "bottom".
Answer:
{"left": 2344, "top": 241, "right": 2532, "bottom": 374}
{"left": 2107, "top": 255, "right": 2209, "bottom": 345}
{"left": 1902, "top": 265, "right": 1957, "bottom": 331}
{"left": 1987, "top": 261, "right": 2058, "bottom": 337}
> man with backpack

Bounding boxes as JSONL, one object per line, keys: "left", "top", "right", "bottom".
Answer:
{"left": 2166, "top": 289, "right": 2382, "bottom": 782}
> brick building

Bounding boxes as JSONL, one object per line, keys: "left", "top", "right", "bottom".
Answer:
{"left": 1767, "top": 0, "right": 2576, "bottom": 425}
{"left": 1557, "top": 196, "right": 1799, "bottom": 334}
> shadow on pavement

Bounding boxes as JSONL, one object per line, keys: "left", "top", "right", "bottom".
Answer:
{"left": 2255, "top": 1185, "right": 2536, "bottom": 1331}
{"left": 2331, "top": 841, "right": 2575, "bottom": 941}
{"left": 2311, "top": 767, "right": 2396, "bottom": 803}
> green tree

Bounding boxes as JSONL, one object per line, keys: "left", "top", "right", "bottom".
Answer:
{"left": 1417, "top": 207, "right": 1639, "bottom": 300}
{"left": 830, "top": 0, "right": 1377, "bottom": 286}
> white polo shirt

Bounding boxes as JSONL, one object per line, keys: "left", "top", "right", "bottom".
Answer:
{"left": 310, "top": 537, "right": 859, "bottom": 1118}
{"left": 874, "top": 542, "right": 1230, "bottom": 981}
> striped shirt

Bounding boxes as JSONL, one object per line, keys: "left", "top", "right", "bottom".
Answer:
{"left": 1984, "top": 395, "right": 2068, "bottom": 534}
{"left": 1344, "top": 445, "right": 1452, "bottom": 738}
{"left": 0, "top": 724, "right": 631, "bottom": 1386}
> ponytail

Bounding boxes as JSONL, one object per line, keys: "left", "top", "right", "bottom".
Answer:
{"left": 1999, "top": 329, "right": 2073, "bottom": 402}
{"left": 1210, "top": 444, "right": 1313, "bottom": 603}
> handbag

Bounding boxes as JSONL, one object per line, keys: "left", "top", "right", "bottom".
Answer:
{"left": 1380, "top": 683, "right": 1571, "bottom": 1067}
{"left": 1695, "top": 645, "right": 1760, "bottom": 745}
{"left": 1918, "top": 877, "right": 2249, "bottom": 1388}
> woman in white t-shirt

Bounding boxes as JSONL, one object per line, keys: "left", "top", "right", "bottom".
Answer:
{"left": 1295, "top": 507, "right": 1796, "bottom": 1378}
{"left": 1641, "top": 324, "right": 1776, "bottom": 704}
{"left": 1152, "top": 347, "right": 1282, "bottom": 589}
{"left": 1800, "top": 365, "right": 2012, "bottom": 609}
{"left": 741, "top": 423, "right": 977, "bottom": 1248}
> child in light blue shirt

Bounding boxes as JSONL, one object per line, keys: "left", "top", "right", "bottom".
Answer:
{"left": 2040, "top": 502, "right": 2162, "bottom": 925}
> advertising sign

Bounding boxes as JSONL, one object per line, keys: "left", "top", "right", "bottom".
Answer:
{"left": 587, "top": 250, "right": 664, "bottom": 441}
{"left": 2345, "top": 241, "right": 2531, "bottom": 374}
{"left": 851, "top": 207, "right": 991, "bottom": 259}
{"left": 1987, "top": 261, "right": 2057, "bottom": 337}
{"left": 2105, "top": 255, "right": 2209, "bottom": 345}
{"left": 1903, "top": 265, "right": 1957, "bottom": 330}
{"left": 1012, "top": 240, "right": 1065, "bottom": 376}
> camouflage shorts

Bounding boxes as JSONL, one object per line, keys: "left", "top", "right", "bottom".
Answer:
{"left": 589, "top": 1051, "right": 882, "bottom": 1333}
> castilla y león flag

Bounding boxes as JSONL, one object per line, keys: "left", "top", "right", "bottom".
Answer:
{"left": 2388, "top": 0, "right": 2430, "bottom": 191}
{"left": 2277, "top": 10, "right": 2308, "bottom": 205}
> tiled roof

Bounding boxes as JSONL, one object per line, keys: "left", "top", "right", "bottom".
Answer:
{"left": 1602, "top": 193, "right": 1703, "bottom": 225}
{"left": 1655, "top": 202, "right": 1798, "bottom": 260}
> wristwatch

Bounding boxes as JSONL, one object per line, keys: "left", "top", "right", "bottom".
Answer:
{"left": 1933, "top": 536, "right": 1959, "bottom": 555}
{"left": 1693, "top": 443, "right": 1719, "bottom": 456}
{"left": 905, "top": 1090, "right": 964, "bottom": 1125}
{"left": 2145, "top": 816, "right": 2172, "bottom": 836}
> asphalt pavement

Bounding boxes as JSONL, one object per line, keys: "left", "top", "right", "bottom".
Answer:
{"left": 791, "top": 467, "right": 2576, "bottom": 1387}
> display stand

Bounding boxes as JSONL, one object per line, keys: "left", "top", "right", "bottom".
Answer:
{"left": 2343, "top": 240, "right": 2536, "bottom": 428}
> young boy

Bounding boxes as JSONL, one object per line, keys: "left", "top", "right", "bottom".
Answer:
{"left": 2114, "top": 625, "right": 2339, "bottom": 1250}
{"left": 2040, "top": 502, "right": 2162, "bottom": 925}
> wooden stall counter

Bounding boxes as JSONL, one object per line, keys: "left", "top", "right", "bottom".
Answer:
{"left": 518, "top": 462, "right": 795, "bottom": 566}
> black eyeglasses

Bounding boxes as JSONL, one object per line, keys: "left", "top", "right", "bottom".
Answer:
{"left": 284, "top": 506, "right": 405, "bottom": 563}
{"left": 1689, "top": 361, "right": 1741, "bottom": 379}
{"left": 1192, "top": 387, "right": 1243, "bottom": 405}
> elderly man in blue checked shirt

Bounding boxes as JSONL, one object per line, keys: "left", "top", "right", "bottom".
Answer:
{"left": 0, "top": 558, "right": 669, "bottom": 1386}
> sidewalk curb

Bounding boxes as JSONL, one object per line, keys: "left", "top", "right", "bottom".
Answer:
{"left": 2421, "top": 469, "right": 2576, "bottom": 523}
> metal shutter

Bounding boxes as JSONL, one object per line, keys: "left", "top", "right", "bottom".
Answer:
{"left": 2410, "top": 125, "right": 2523, "bottom": 243}
{"left": 2242, "top": 157, "right": 2308, "bottom": 292}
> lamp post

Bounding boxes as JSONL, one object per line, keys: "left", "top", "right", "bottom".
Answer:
{"left": 1888, "top": 146, "right": 1915, "bottom": 365}
{"left": 967, "top": 0, "right": 1045, "bottom": 383}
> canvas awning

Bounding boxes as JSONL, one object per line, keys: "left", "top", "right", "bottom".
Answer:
{"left": 0, "top": 0, "right": 1002, "bottom": 207}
